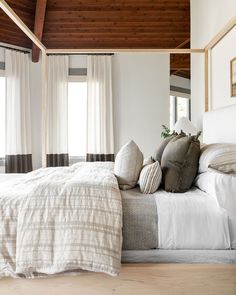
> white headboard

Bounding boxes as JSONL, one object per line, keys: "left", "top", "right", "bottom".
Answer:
{"left": 203, "top": 104, "right": 236, "bottom": 144}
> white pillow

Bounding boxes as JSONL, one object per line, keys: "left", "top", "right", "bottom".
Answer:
{"left": 114, "top": 140, "right": 143, "bottom": 190}
{"left": 199, "top": 143, "right": 236, "bottom": 174}
{"left": 139, "top": 161, "right": 162, "bottom": 194}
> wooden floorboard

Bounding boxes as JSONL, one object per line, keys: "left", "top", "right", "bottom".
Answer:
{"left": 0, "top": 264, "right": 236, "bottom": 295}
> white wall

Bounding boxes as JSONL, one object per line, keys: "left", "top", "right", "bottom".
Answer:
{"left": 211, "top": 26, "right": 236, "bottom": 109}
{"left": 113, "top": 53, "right": 170, "bottom": 157}
{"left": 69, "top": 55, "right": 87, "bottom": 68}
{"left": 191, "top": 0, "right": 236, "bottom": 48}
{"left": 191, "top": 0, "right": 236, "bottom": 129}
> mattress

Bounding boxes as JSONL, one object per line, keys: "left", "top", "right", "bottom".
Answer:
{"left": 121, "top": 187, "right": 230, "bottom": 250}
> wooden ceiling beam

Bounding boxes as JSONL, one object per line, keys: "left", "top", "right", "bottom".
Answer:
{"left": 46, "top": 48, "right": 203, "bottom": 54}
{"left": 46, "top": 0, "right": 189, "bottom": 9}
{"left": 0, "top": 0, "right": 46, "bottom": 52}
{"left": 32, "top": 0, "right": 47, "bottom": 62}
{"left": 175, "top": 37, "right": 190, "bottom": 49}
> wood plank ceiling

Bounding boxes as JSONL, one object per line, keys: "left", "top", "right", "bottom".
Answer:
{"left": 0, "top": 0, "right": 190, "bottom": 78}
{"left": 0, "top": 0, "right": 36, "bottom": 48}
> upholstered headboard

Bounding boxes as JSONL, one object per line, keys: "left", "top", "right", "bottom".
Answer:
{"left": 203, "top": 104, "right": 236, "bottom": 144}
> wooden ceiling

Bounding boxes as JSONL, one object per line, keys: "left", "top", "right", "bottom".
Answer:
{"left": 0, "top": 0, "right": 190, "bottom": 78}
{"left": 0, "top": 0, "right": 36, "bottom": 48}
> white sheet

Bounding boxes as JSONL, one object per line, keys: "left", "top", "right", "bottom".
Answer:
{"left": 195, "top": 171, "right": 236, "bottom": 249}
{"left": 155, "top": 188, "right": 230, "bottom": 249}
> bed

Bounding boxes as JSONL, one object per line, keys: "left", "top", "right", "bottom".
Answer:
{"left": 0, "top": 105, "right": 236, "bottom": 278}
{"left": 122, "top": 104, "right": 236, "bottom": 263}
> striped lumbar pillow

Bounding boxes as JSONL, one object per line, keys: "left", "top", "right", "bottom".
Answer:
{"left": 139, "top": 161, "right": 162, "bottom": 194}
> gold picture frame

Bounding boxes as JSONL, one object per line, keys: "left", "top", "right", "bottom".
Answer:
{"left": 231, "top": 57, "right": 236, "bottom": 97}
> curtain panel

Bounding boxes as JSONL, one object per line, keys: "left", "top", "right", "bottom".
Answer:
{"left": 5, "top": 49, "right": 32, "bottom": 173}
{"left": 86, "top": 55, "right": 114, "bottom": 162}
{"left": 45, "top": 56, "right": 69, "bottom": 167}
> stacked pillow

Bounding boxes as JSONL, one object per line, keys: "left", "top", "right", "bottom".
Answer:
{"left": 114, "top": 131, "right": 201, "bottom": 194}
{"left": 199, "top": 143, "right": 236, "bottom": 174}
{"left": 114, "top": 141, "right": 162, "bottom": 194}
{"left": 153, "top": 131, "right": 185, "bottom": 162}
{"left": 152, "top": 132, "right": 177, "bottom": 162}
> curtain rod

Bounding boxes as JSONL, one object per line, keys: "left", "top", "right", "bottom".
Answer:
{"left": 0, "top": 45, "right": 30, "bottom": 54}
{"left": 47, "top": 53, "right": 114, "bottom": 56}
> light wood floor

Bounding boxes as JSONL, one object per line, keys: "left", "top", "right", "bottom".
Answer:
{"left": 0, "top": 264, "right": 236, "bottom": 295}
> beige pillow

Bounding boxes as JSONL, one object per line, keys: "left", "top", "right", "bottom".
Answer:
{"left": 114, "top": 140, "right": 143, "bottom": 190}
{"left": 139, "top": 161, "right": 162, "bottom": 194}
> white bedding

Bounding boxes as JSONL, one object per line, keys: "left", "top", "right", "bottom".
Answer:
{"left": 0, "top": 163, "right": 122, "bottom": 278}
{"left": 155, "top": 188, "right": 230, "bottom": 249}
{"left": 0, "top": 174, "right": 24, "bottom": 184}
{"left": 195, "top": 171, "right": 236, "bottom": 249}
{"left": 0, "top": 168, "right": 232, "bottom": 269}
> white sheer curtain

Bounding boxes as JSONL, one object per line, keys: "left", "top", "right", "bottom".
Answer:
{"left": 45, "top": 55, "right": 69, "bottom": 167}
{"left": 5, "top": 49, "right": 32, "bottom": 173}
{"left": 86, "top": 55, "right": 114, "bottom": 161}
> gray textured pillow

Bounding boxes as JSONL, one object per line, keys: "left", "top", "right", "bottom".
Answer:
{"left": 152, "top": 132, "right": 183, "bottom": 162}
{"left": 161, "top": 133, "right": 201, "bottom": 193}
{"left": 139, "top": 161, "right": 162, "bottom": 194}
{"left": 114, "top": 140, "right": 143, "bottom": 190}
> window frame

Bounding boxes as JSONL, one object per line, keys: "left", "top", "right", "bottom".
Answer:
{"left": 170, "top": 95, "right": 191, "bottom": 128}
{"left": 68, "top": 74, "right": 87, "bottom": 164}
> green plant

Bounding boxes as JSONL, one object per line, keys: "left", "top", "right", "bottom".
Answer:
{"left": 161, "top": 125, "right": 171, "bottom": 139}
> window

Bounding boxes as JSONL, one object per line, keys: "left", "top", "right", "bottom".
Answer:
{"left": 68, "top": 77, "right": 87, "bottom": 160}
{"left": 170, "top": 95, "right": 190, "bottom": 128}
{"left": 0, "top": 74, "right": 5, "bottom": 160}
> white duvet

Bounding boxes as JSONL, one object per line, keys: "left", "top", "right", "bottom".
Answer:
{"left": 155, "top": 188, "right": 230, "bottom": 249}
{"left": 0, "top": 162, "right": 122, "bottom": 278}
{"left": 195, "top": 171, "right": 236, "bottom": 249}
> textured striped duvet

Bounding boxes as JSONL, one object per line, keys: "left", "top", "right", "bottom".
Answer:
{"left": 0, "top": 162, "right": 122, "bottom": 278}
